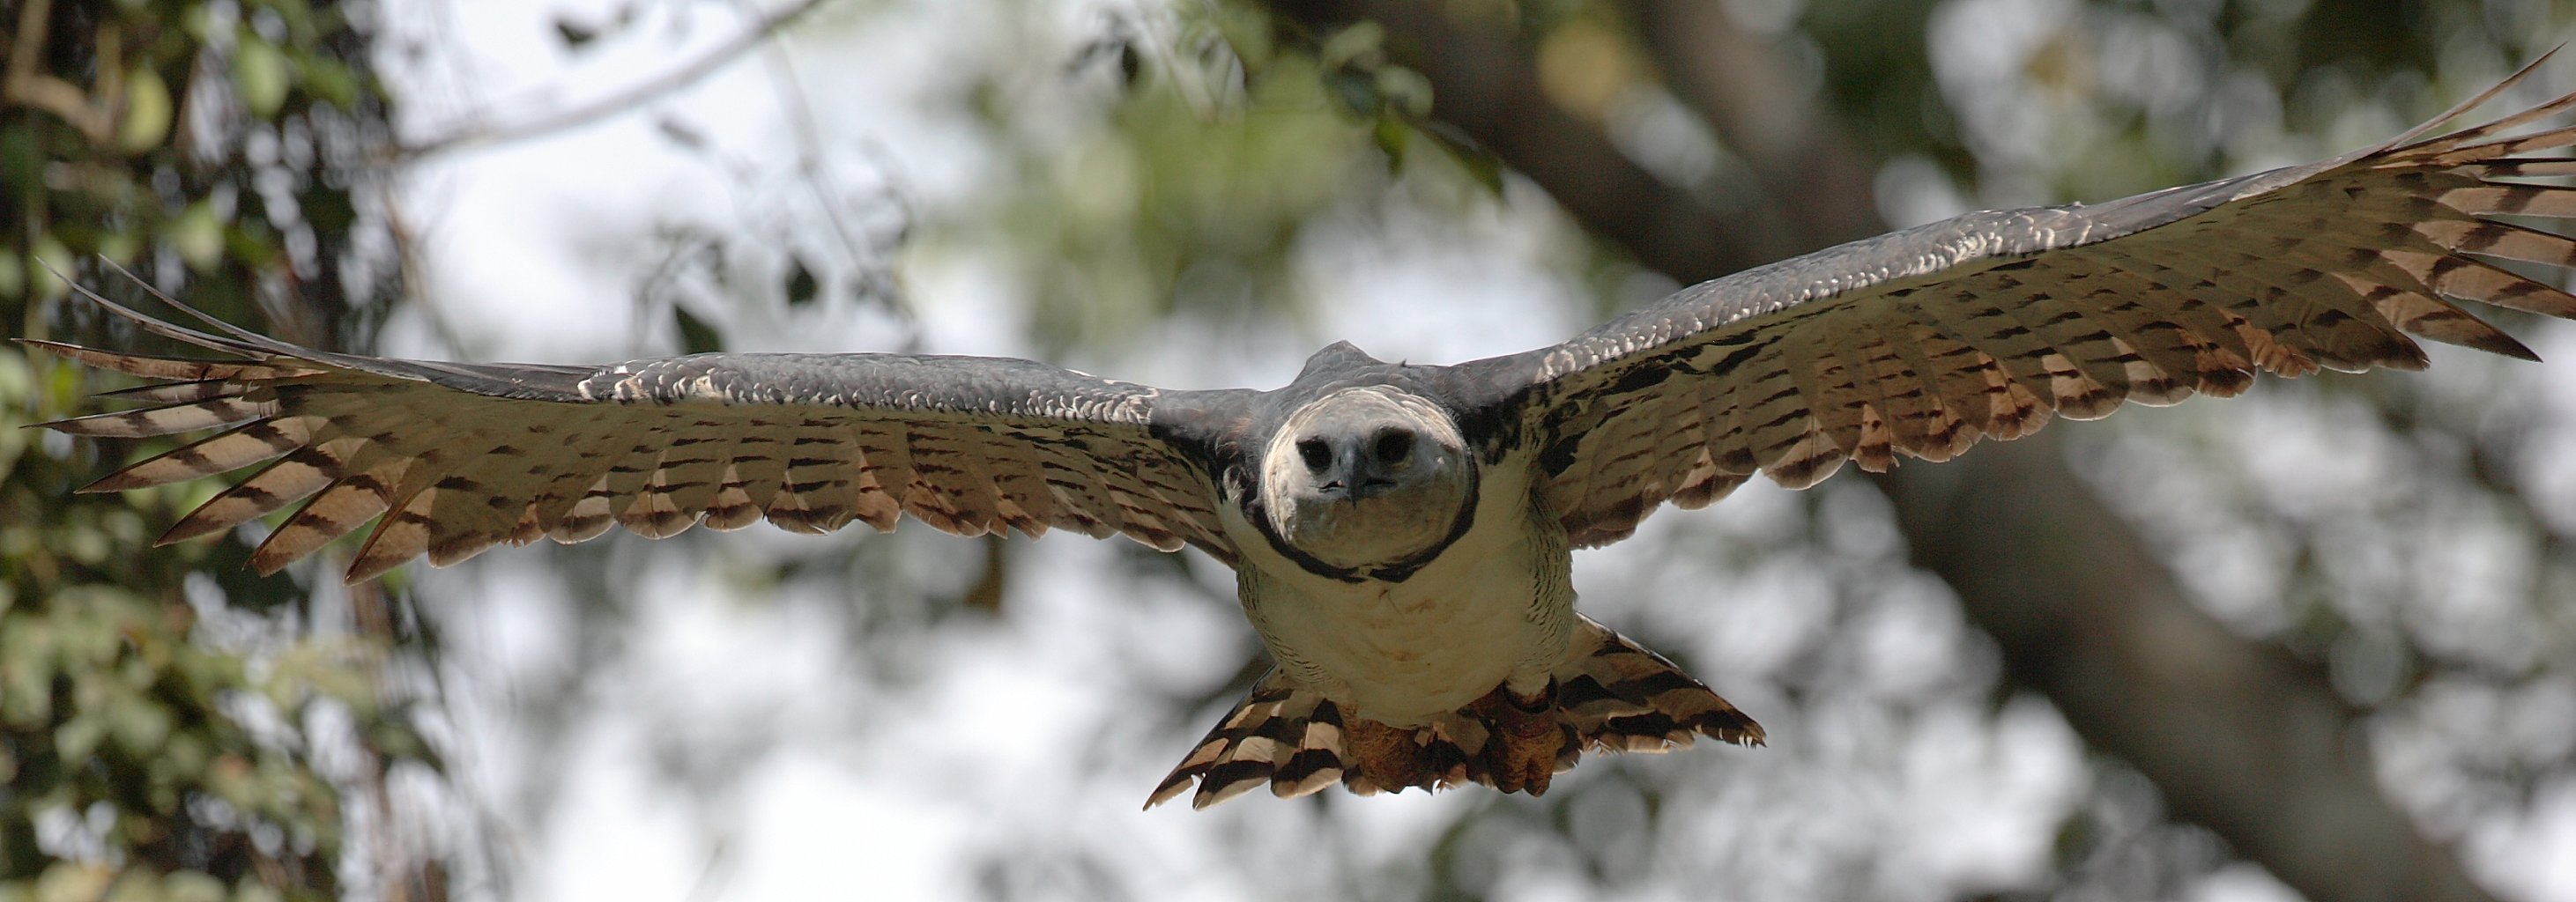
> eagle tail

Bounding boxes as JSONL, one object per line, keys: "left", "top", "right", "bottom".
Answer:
{"left": 1146, "top": 672, "right": 1353, "bottom": 810}
{"left": 1145, "top": 617, "right": 1762, "bottom": 810}
{"left": 1550, "top": 615, "right": 1765, "bottom": 762}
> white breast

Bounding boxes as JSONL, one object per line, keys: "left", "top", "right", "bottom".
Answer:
{"left": 1221, "top": 453, "right": 1577, "bottom": 726}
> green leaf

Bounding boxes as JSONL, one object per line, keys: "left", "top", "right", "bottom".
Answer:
{"left": 673, "top": 304, "right": 723, "bottom": 355}
{"left": 117, "top": 67, "right": 174, "bottom": 152}
{"left": 96, "top": 228, "right": 142, "bottom": 264}
{"left": 1376, "top": 65, "right": 1434, "bottom": 120}
{"left": 1373, "top": 115, "right": 1408, "bottom": 172}
{"left": 232, "top": 879, "right": 284, "bottom": 902}
{"left": 158, "top": 733, "right": 211, "bottom": 780}
{"left": 369, "top": 720, "right": 432, "bottom": 764}
{"left": 1319, "top": 21, "right": 1384, "bottom": 70}
{"left": 297, "top": 55, "right": 360, "bottom": 111}
{"left": 110, "top": 696, "right": 174, "bottom": 754}
{"left": 554, "top": 18, "right": 600, "bottom": 48}
{"left": 0, "top": 623, "right": 53, "bottom": 725}
{"left": 1205, "top": 3, "right": 1273, "bottom": 71}
{"left": 234, "top": 40, "right": 292, "bottom": 118}
{"left": 34, "top": 864, "right": 112, "bottom": 902}
{"left": 103, "top": 871, "right": 163, "bottom": 902}
{"left": 1325, "top": 69, "right": 1378, "bottom": 117}
{"left": 173, "top": 202, "right": 226, "bottom": 270}
{"left": 0, "top": 125, "right": 40, "bottom": 205}
{"left": 785, "top": 256, "right": 820, "bottom": 307}
{"left": 206, "top": 754, "right": 258, "bottom": 807}
{"left": 27, "top": 233, "right": 71, "bottom": 301}
{"left": 56, "top": 712, "right": 107, "bottom": 761}
{"left": 162, "top": 873, "right": 228, "bottom": 902}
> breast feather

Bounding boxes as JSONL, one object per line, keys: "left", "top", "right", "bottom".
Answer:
{"left": 1226, "top": 455, "right": 1575, "bottom": 726}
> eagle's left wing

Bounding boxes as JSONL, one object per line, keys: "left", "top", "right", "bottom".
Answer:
{"left": 31, "top": 291, "right": 1251, "bottom": 581}
{"left": 1459, "top": 60, "right": 2576, "bottom": 547}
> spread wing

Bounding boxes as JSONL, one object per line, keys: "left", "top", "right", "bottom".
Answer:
{"left": 31, "top": 292, "right": 1248, "bottom": 582}
{"left": 1465, "top": 56, "right": 2576, "bottom": 547}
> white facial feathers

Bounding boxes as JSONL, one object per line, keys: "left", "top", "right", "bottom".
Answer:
{"left": 1259, "top": 387, "right": 1473, "bottom": 570}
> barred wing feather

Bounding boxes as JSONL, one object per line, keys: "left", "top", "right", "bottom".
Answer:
{"left": 1470, "top": 55, "right": 2576, "bottom": 547}
{"left": 32, "top": 294, "right": 1242, "bottom": 582}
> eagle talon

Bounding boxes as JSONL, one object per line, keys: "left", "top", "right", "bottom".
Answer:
{"left": 1471, "top": 683, "right": 1570, "bottom": 795}
{"left": 1517, "top": 683, "right": 1554, "bottom": 713}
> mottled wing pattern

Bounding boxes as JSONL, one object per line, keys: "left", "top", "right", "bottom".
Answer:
{"left": 1473, "top": 59, "right": 2576, "bottom": 547}
{"left": 33, "top": 294, "right": 1242, "bottom": 582}
{"left": 1148, "top": 617, "right": 1759, "bottom": 808}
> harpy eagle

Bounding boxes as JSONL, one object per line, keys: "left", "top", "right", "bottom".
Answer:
{"left": 33, "top": 60, "right": 2576, "bottom": 810}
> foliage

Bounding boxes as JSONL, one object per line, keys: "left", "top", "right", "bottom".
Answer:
{"left": 1, "top": 0, "right": 433, "bottom": 898}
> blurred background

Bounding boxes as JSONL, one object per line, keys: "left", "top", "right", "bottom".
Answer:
{"left": 5, "top": 0, "right": 2576, "bottom": 899}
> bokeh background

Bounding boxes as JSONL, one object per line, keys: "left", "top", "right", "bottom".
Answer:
{"left": 5, "top": 0, "right": 2575, "bottom": 899}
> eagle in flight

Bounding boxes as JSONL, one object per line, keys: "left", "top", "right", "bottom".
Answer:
{"left": 33, "top": 58, "right": 2576, "bottom": 810}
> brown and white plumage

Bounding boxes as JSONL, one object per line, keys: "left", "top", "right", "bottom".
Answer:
{"left": 32, "top": 56, "right": 2576, "bottom": 810}
{"left": 1148, "top": 617, "right": 1760, "bottom": 810}
{"left": 1474, "top": 59, "right": 2576, "bottom": 547}
{"left": 34, "top": 293, "right": 1243, "bottom": 581}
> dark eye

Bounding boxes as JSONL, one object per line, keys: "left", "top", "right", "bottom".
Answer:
{"left": 1373, "top": 428, "right": 1415, "bottom": 463}
{"left": 1296, "top": 438, "right": 1331, "bottom": 471}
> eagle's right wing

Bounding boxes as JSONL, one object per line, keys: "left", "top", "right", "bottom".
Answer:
{"left": 32, "top": 292, "right": 1251, "bottom": 582}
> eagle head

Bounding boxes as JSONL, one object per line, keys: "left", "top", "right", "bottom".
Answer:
{"left": 1259, "top": 387, "right": 1473, "bottom": 571}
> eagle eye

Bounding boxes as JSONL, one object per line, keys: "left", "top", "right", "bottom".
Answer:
{"left": 1373, "top": 428, "right": 1415, "bottom": 463}
{"left": 1296, "top": 438, "right": 1332, "bottom": 471}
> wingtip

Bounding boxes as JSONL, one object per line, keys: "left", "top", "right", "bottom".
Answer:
{"left": 154, "top": 517, "right": 230, "bottom": 548}
{"left": 43, "top": 256, "right": 310, "bottom": 362}
{"left": 342, "top": 552, "right": 405, "bottom": 585}
{"left": 2387, "top": 46, "right": 2572, "bottom": 146}
{"left": 72, "top": 467, "right": 156, "bottom": 493}
{"left": 90, "top": 257, "right": 281, "bottom": 344}
{"left": 2446, "top": 322, "right": 2543, "bottom": 362}
{"left": 17, "top": 337, "right": 87, "bottom": 361}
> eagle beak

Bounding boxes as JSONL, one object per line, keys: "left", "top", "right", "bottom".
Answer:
{"left": 1329, "top": 442, "right": 1399, "bottom": 501}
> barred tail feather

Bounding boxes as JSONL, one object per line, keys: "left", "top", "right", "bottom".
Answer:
{"left": 1146, "top": 673, "right": 1352, "bottom": 810}
{"left": 1557, "top": 617, "right": 1764, "bottom": 753}
{"left": 1147, "top": 617, "right": 1762, "bottom": 810}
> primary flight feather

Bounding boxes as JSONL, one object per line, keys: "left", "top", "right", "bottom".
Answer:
{"left": 33, "top": 55, "right": 2576, "bottom": 810}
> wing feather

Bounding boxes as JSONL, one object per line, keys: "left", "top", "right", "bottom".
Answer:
{"left": 1463, "top": 59, "right": 2576, "bottom": 546}
{"left": 32, "top": 293, "right": 1245, "bottom": 582}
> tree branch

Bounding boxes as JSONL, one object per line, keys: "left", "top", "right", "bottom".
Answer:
{"left": 1618, "top": 0, "right": 1884, "bottom": 250}
{"left": 397, "top": 0, "right": 835, "bottom": 159}
{"left": 1270, "top": 0, "right": 1778, "bottom": 280}
{"left": 1874, "top": 440, "right": 2494, "bottom": 902}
